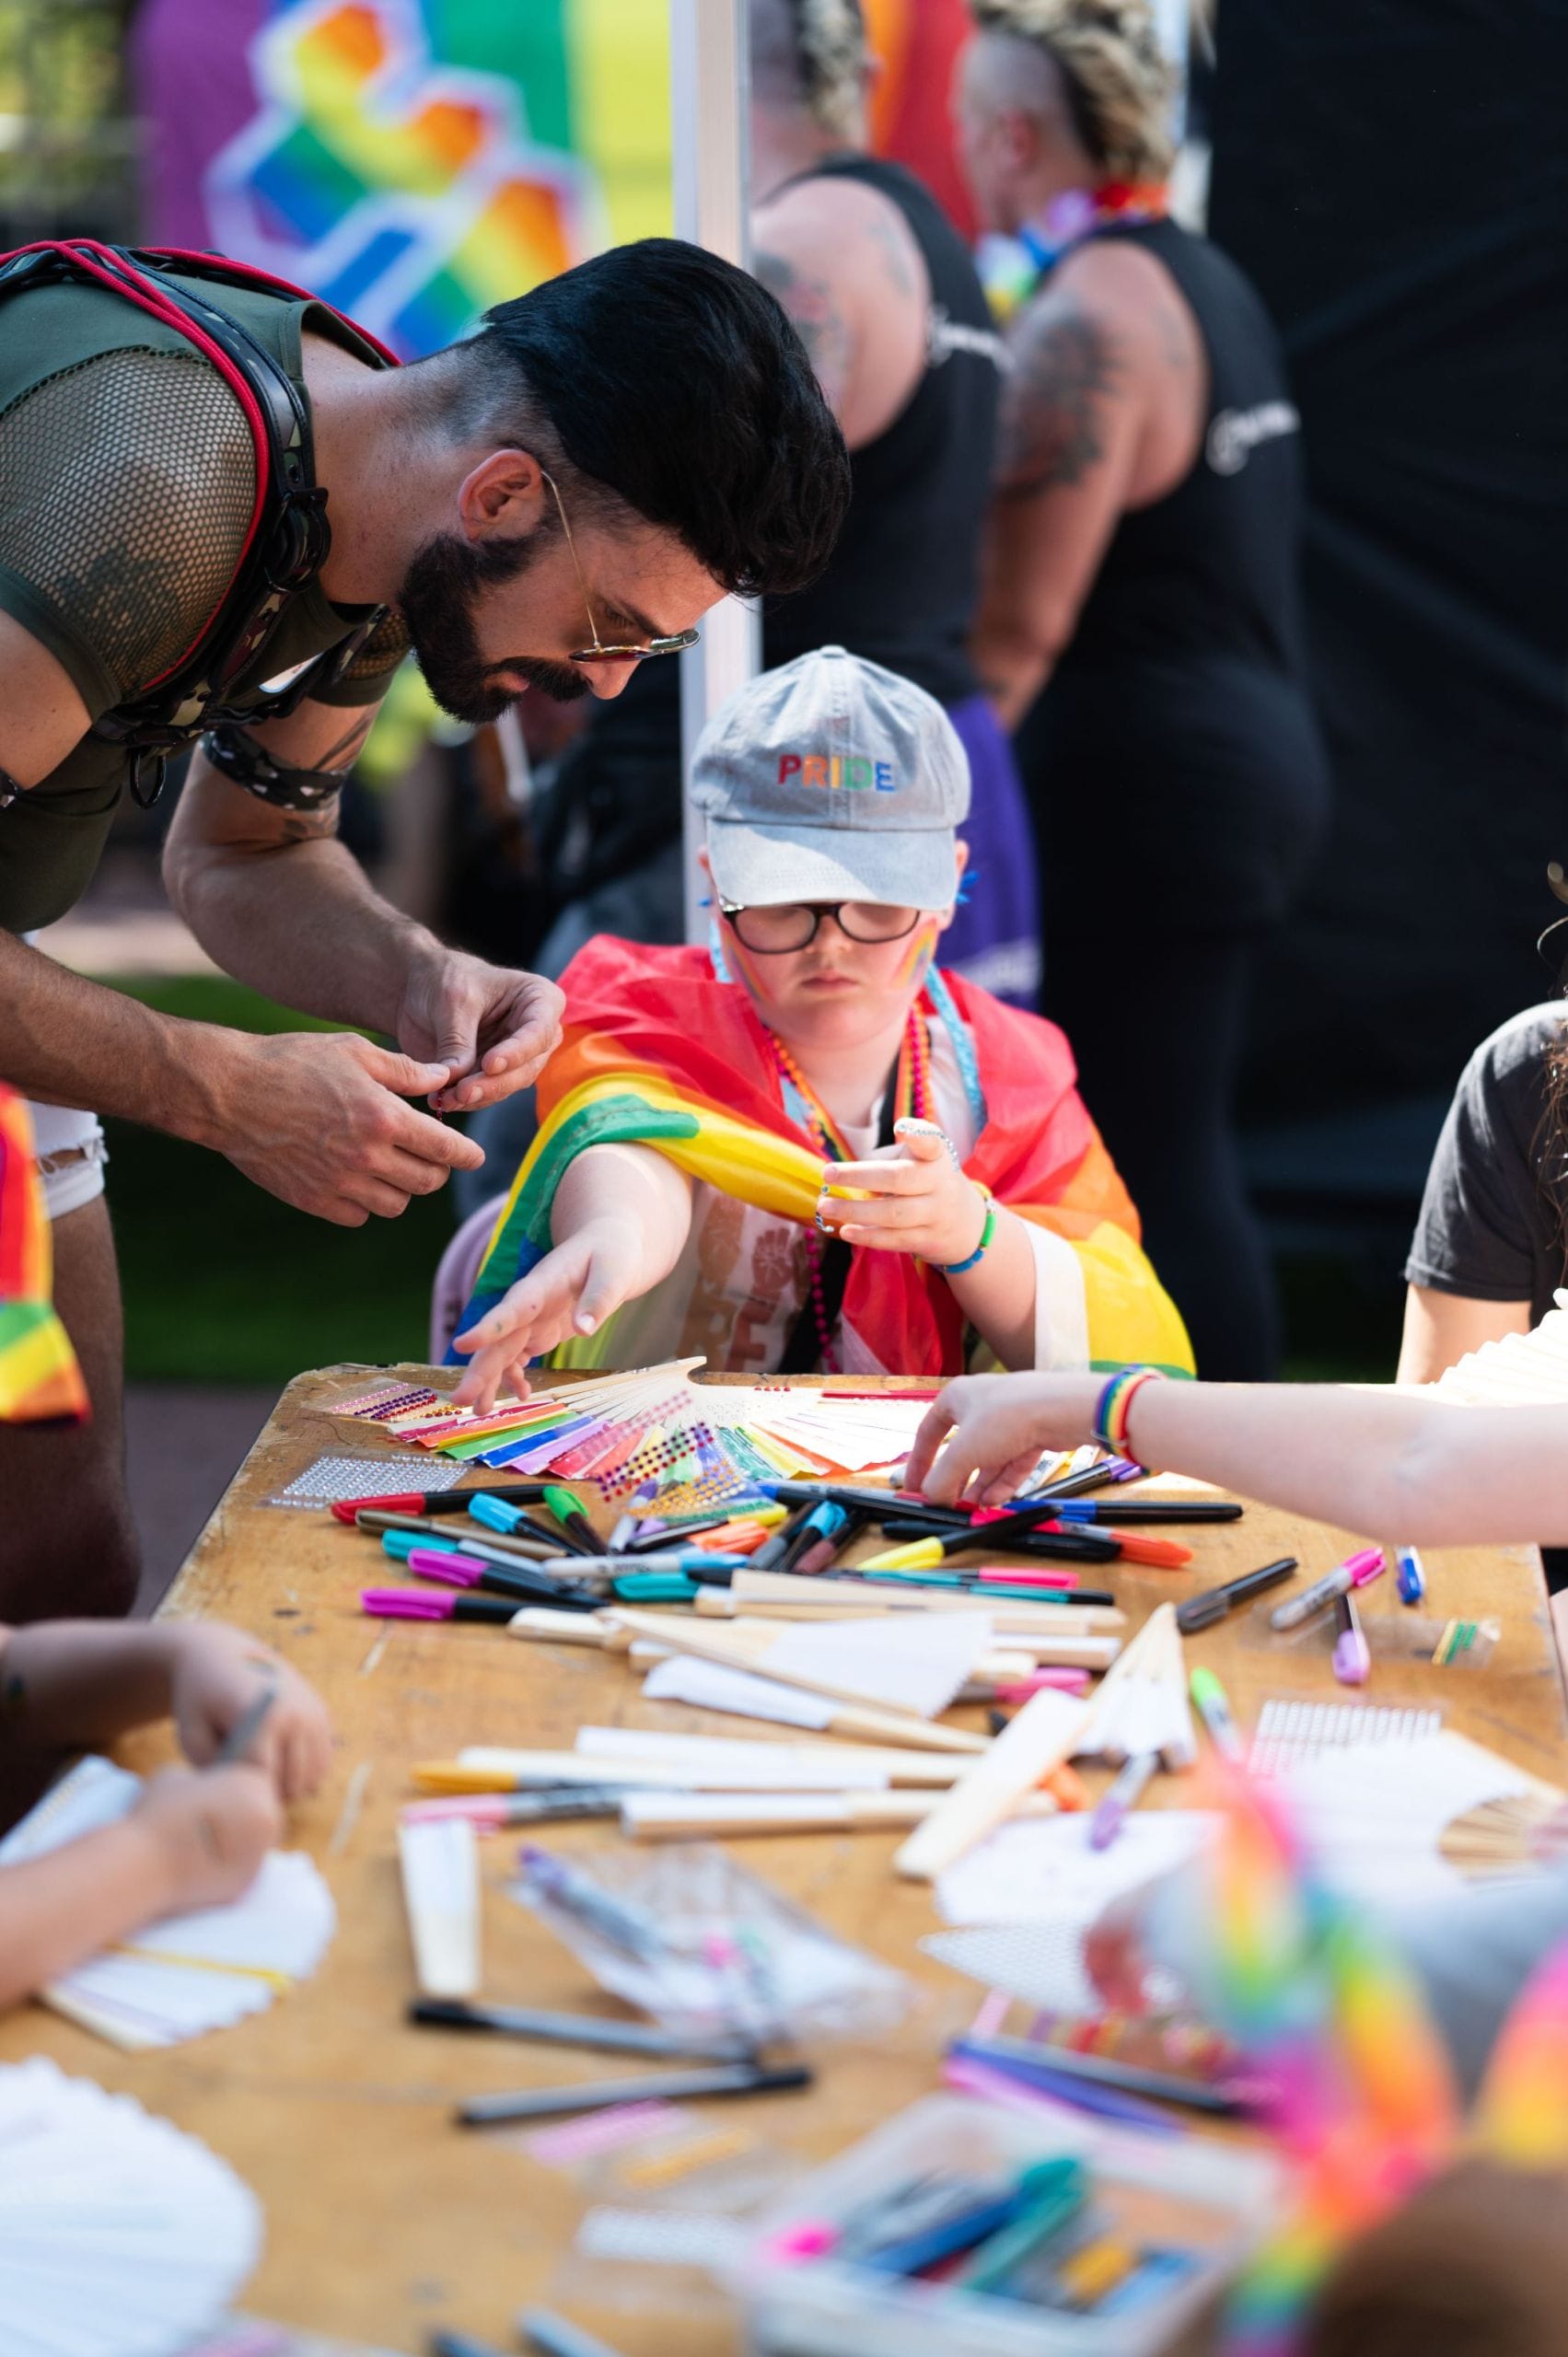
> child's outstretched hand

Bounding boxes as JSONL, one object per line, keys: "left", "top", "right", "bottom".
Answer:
{"left": 168, "top": 1624, "right": 332, "bottom": 1803}
{"left": 132, "top": 1763, "right": 282, "bottom": 1916}
{"left": 906, "top": 1371, "right": 1098, "bottom": 1504}
{"left": 451, "top": 1219, "right": 643, "bottom": 1413}
{"left": 816, "top": 1119, "right": 989, "bottom": 1268}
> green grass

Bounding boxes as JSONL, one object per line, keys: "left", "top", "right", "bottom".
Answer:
{"left": 104, "top": 977, "right": 457, "bottom": 1383}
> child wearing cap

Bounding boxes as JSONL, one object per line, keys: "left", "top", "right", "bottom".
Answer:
{"left": 450, "top": 649, "right": 1191, "bottom": 1402}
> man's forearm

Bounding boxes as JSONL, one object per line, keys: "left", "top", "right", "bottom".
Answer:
{"left": 167, "top": 781, "right": 436, "bottom": 1033}
{"left": 0, "top": 928, "right": 242, "bottom": 1141}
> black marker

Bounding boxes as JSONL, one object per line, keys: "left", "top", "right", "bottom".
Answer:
{"left": 1176, "top": 1557, "right": 1298, "bottom": 1635}
{"left": 458, "top": 2061, "right": 812, "bottom": 2126}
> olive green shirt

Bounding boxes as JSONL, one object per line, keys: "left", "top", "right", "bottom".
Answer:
{"left": 0, "top": 266, "right": 411, "bottom": 933}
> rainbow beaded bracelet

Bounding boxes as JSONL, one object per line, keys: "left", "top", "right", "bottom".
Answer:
{"left": 936, "top": 1190, "right": 996, "bottom": 1277}
{"left": 1092, "top": 1364, "right": 1166, "bottom": 1457}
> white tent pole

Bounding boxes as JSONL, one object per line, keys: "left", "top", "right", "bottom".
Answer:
{"left": 670, "top": 0, "right": 761, "bottom": 944}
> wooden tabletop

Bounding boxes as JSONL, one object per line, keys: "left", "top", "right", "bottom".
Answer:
{"left": 3, "top": 1364, "right": 1563, "bottom": 2352}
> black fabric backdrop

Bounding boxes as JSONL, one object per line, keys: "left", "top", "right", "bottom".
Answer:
{"left": 1211, "top": 0, "right": 1568, "bottom": 1126}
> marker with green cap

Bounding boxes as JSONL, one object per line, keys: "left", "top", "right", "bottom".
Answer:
{"left": 1189, "top": 1666, "right": 1245, "bottom": 1762}
{"left": 543, "top": 1483, "right": 609, "bottom": 1556}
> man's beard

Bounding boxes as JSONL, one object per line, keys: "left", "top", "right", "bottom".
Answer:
{"left": 396, "top": 529, "right": 590, "bottom": 723}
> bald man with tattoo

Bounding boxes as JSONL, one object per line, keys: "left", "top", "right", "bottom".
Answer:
{"left": 958, "top": 0, "right": 1330, "bottom": 1379}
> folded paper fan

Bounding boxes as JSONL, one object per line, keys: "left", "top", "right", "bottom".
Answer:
{"left": 1438, "top": 1790, "right": 1562, "bottom": 1878}
{"left": 0, "top": 1758, "right": 335, "bottom": 2049}
{"left": 0, "top": 2056, "right": 261, "bottom": 2356}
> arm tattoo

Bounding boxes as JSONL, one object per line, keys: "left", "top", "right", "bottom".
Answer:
{"left": 996, "top": 302, "right": 1125, "bottom": 497}
{"left": 865, "top": 207, "right": 917, "bottom": 298}
{"left": 753, "top": 246, "right": 853, "bottom": 399}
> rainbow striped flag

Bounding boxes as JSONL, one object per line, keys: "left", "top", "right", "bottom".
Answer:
{"left": 456, "top": 938, "right": 1193, "bottom": 1378}
{"left": 0, "top": 1088, "right": 89, "bottom": 1426}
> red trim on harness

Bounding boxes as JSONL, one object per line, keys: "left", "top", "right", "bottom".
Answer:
{"left": 1, "top": 240, "right": 399, "bottom": 691}
{"left": 143, "top": 247, "right": 402, "bottom": 370}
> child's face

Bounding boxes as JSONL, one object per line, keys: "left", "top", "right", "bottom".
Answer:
{"left": 704, "top": 848, "right": 965, "bottom": 1053}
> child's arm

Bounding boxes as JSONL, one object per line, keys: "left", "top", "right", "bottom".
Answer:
{"left": 452, "top": 1144, "right": 694, "bottom": 1411}
{"left": 819, "top": 1120, "right": 1040, "bottom": 1367}
{"left": 906, "top": 1370, "right": 1568, "bottom": 1545}
{"left": 0, "top": 1620, "right": 332, "bottom": 1801}
{"left": 0, "top": 1763, "right": 280, "bottom": 2012}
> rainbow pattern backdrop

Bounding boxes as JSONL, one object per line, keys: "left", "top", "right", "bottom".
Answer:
{"left": 205, "top": 0, "right": 673, "bottom": 357}
{"left": 0, "top": 1089, "right": 89, "bottom": 1426}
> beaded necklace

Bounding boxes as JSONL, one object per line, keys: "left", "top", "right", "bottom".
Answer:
{"left": 763, "top": 1002, "right": 934, "bottom": 1374}
{"left": 987, "top": 179, "right": 1169, "bottom": 319}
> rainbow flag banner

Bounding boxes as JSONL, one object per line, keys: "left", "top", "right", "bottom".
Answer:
{"left": 0, "top": 1089, "right": 89, "bottom": 1426}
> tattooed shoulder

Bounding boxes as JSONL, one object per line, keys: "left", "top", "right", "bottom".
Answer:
{"left": 996, "top": 298, "right": 1126, "bottom": 497}
{"left": 753, "top": 245, "right": 853, "bottom": 398}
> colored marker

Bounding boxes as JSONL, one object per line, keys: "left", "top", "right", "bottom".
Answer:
{"left": 1190, "top": 1666, "right": 1245, "bottom": 1761}
{"left": 1268, "top": 1547, "right": 1383, "bottom": 1631}
{"left": 1332, "top": 1591, "right": 1371, "bottom": 1686}
{"left": 330, "top": 1480, "right": 547, "bottom": 1524}
{"left": 1395, "top": 1545, "right": 1427, "bottom": 1606}
{"left": 402, "top": 1789, "right": 634, "bottom": 1828}
{"left": 751, "top": 1503, "right": 817, "bottom": 1570}
{"left": 361, "top": 1586, "right": 528, "bottom": 1625}
{"left": 1176, "top": 1556, "right": 1297, "bottom": 1634}
{"left": 1048, "top": 1498, "right": 1244, "bottom": 1526}
{"left": 1088, "top": 1748, "right": 1159, "bottom": 1849}
{"left": 215, "top": 1678, "right": 277, "bottom": 1767}
{"left": 431, "top": 2333, "right": 510, "bottom": 2357}
{"left": 410, "top": 1998, "right": 753, "bottom": 2062}
{"left": 542, "top": 1484, "right": 609, "bottom": 1555}
{"left": 470, "top": 1492, "right": 595, "bottom": 1554}
{"left": 994, "top": 1668, "right": 1093, "bottom": 1701}
{"left": 952, "top": 2157, "right": 1087, "bottom": 2293}
{"left": 519, "top": 2310, "right": 631, "bottom": 2357}
{"left": 457, "top": 2061, "right": 811, "bottom": 2126}
{"left": 405, "top": 1548, "right": 603, "bottom": 1608}
{"left": 779, "top": 1501, "right": 847, "bottom": 1573}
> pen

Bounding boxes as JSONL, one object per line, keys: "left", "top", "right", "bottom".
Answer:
{"left": 470, "top": 1492, "right": 595, "bottom": 1555}
{"left": 362, "top": 1586, "right": 537, "bottom": 1625}
{"left": 1268, "top": 1547, "right": 1383, "bottom": 1631}
{"left": 331, "top": 1480, "right": 548, "bottom": 1524}
{"left": 779, "top": 1501, "right": 847, "bottom": 1573}
{"left": 1332, "top": 1591, "right": 1371, "bottom": 1686}
{"left": 458, "top": 2061, "right": 811, "bottom": 2126}
{"left": 216, "top": 1678, "right": 277, "bottom": 1766}
{"left": 431, "top": 2333, "right": 510, "bottom": 2357}
{"left": 542, "top": 1484, "right": 610, "bottom": 1555}
{"left": 1047, "top": 1499, "right": 1243, "bottom": 1526}
{"left": 519, "top": 2311, "right": 630, "bottom": 2357}
{"left": 750, "top": 1503, "right": 816, "bottom": 1570}
{"left": 1176, "top": 1556, "right": 1297, "bottom": 1634}
{"left": 1088, "top": 1748, "right": 1159, "bottom": 1849}
{"left": 1396, "top": 1544, "right": 1427, "bottom": 1606}
{"left": 405, "top": 1548, "right": 604, "bottom": 1606}
{"left": 410, "top": 1998, "right": 755, "bottom": 2061}
{"left": 953, "top": 2032, "right": 1252, "bottom": 2117}
{"left": 401, "top": 1788, "right": 636, "bottom": 1827}
{"left": 1190, "top": 1666, "right": 1245, "bottom": 1761}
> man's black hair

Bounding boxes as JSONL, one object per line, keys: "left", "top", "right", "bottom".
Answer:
{"left": 470, "top": 238, "right": 850, "bottom": 599}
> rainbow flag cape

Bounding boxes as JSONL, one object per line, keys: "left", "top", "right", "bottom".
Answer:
{"left": 455, "top": 938, "right": 1192, "bottom": 1377}
{"left": 0, "top": 1086, "right": 89, "bottom": 1424}
{"left": 1166, "top": 1765, "right": 1458, "bottom": 2356}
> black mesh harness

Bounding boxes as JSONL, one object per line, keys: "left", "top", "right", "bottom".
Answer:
{"left": 0, "top": 240, "right": 401, "bottom": 807}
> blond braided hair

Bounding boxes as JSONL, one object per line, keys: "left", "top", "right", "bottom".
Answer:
{"left": 751, "top": 0, "right": 868, "bottom": 144}
{"left": 971, "top": 0, "right": 1177, "bottom": 183}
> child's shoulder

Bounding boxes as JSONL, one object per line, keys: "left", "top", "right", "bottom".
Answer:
{"left": 557, "top": 935, "right": 720, "bottom": 1010}
{"left": 935, "top": 970, "right": 1075, "bottom": 1076}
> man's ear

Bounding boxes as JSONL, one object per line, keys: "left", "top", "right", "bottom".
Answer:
{"left": 935, "top": 839, "right": 970, "bottom": 932}
{"left": 457, "top": 448, "right": 548, "bottom": 543}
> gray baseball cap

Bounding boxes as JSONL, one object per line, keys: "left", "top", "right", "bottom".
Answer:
{"left": 691, "top": 644, "right": 970, "bottom": 909}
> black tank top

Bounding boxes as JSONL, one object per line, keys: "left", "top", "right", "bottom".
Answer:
{"left": 1056, "top": 217, "right": 1309, "bottom": 677}
{"left": 763, "top": 153, "right": 1006, "bottom": 704}
{"left": 537, "top": 154, "right": 1007, "bottom": 901}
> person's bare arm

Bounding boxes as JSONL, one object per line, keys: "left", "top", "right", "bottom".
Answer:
{"left": 163, "top": 698, "right": 563, "bottom": 1117}
{"left": 907, "top": 1371, "right": 1568, "bottom": 1546}
{"left": 1397, "top": 1285, "right": 1531, "bottom": 1384}
{"left": 751, "top": 176, "right": 927, "bottom": 448}
{"left": 972, "top": 280, "right": 1144, "bottom": 727}
{"left": 452, "top": 1144, "right": 694, "bottom": 1410}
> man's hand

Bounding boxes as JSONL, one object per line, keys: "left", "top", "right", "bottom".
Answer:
{"left": 906, "top": 1371, "right": 1100, "bottom": 1504}
{"left": 451, "top": 1219, "right": 643, "bottom": 1411}
{"left": 397, "top": 949, "right": 564, "bottom": 1115}
{"left": 207, "top": 1029, "right": 484, "bottom": 1225}
{"left": 167, "top": 1625, "right": 333, "bottom": 1804}
{"left": 817, "top": 1119, "right": 989, "bottom": 1267}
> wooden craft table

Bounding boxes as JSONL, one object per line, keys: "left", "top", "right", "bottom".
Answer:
{"left": 3, "top": 1364, "right": 1565, "bottom": 2352}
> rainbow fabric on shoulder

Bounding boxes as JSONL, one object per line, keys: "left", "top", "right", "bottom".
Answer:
{"left": 0, "top": 1085, "right": 89, "bottom": 1424}
{"left": 452, "top": 938, "right": 1193, "bottom": 1378}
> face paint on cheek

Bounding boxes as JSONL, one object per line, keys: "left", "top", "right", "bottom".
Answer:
{"left": 722, "top": 928, "right": 780, "bottom": 1009}
{"left": 896, "top": 919, "right": 942, "bottom": 992}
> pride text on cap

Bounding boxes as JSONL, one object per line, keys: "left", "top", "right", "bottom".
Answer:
{"left": 777, "top": 752, "right": 897, "bottom": 792}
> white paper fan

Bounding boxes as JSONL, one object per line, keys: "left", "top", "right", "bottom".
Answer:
{"left": 0, "top": 1758, "right": 335, "bottom": 2049}
{"left": 0, "top": 2058, "right": 261, "bottom": 2356}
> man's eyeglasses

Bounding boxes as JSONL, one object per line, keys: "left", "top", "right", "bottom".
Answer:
{"left": 720, "top": 900, "right": 923, "bottom": 954}
{"left": 540, "top": 469, "right": 701, "bottom": 666}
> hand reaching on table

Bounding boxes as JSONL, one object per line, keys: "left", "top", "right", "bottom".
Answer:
{"left": 131, "top": 1763, "right": 283, "bottom": 1915}
{"left": 450, "top": 1219, "right": 645, "bottom": 1413}
{"left": 906, "top": 1372, "right": 1101, "bottom": 1505}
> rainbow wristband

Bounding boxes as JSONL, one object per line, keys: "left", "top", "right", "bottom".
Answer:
{"left": 1092, "top": 1365, "right": 1165, "bottom": 1457}
{"left": 938, "top": 1193, "right": 996, "bottom": 1277}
